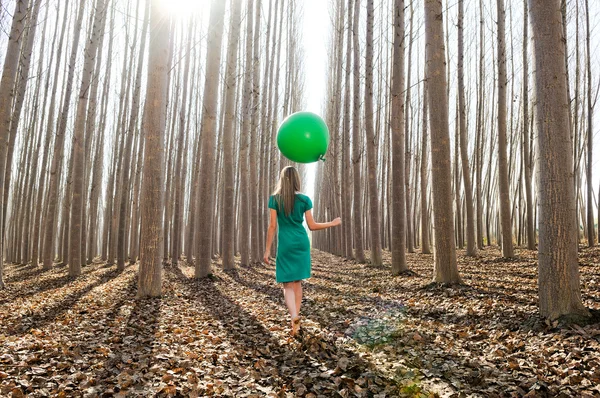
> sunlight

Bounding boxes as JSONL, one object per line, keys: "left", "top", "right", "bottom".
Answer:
{"left": 156, "top": 0, "right": 207, "bottom": 17}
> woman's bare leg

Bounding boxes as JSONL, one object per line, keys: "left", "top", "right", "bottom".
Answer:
{"left": 292, "top": 281, "right": 302, "bottom": 315}
{"left": 283, "top": 282, "right": 298, "bottom": 319}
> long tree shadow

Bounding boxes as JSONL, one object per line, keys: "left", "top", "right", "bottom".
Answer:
{"left": 170, "top": 266, "right": 404, "bottom": 396}
{"left": 7, "top": 268, "right": 121, "bottom": 336}
{"left": 4, "top": 265, "right": 54, "bottom": 284}
{"left": 0, "top": 272, "right": 90, "bottom": 306}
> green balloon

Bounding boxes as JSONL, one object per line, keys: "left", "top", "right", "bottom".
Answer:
{"left": 277, "top": 111, "right": 330, "bottom": 163}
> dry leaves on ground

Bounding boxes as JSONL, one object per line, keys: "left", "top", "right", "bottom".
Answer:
{"left": 0, "top": 246, "right": 599, "bottom": 397}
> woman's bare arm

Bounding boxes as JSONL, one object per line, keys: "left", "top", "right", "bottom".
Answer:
{"left": 263, "top": 209, "right": 277, "bottom": 264}
{"left": 305, "top": 210, "right": 341, "bottom": 231}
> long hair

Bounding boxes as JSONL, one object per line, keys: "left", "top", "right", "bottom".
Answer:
{"left": 273, "top": 166, "right": 301, "bottom": 216}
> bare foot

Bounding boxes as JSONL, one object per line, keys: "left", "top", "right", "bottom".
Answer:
{"left": 291, "top": 316, "right": 301, "bottom": 336}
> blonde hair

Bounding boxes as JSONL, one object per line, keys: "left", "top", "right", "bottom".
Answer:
{"left": 273, "top": 166, "right": 301, "bottom": 216}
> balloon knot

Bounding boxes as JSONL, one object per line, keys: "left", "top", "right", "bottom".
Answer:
{"left": 319, "top": 155, "right": 326, "bottom": 162}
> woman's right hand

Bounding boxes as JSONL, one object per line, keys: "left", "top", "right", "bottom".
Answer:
{"left": 332, "top": 217, "right": 342, "bottom": 227}
{"left": 263, "top": 251, "right": 270, "bottom": 265}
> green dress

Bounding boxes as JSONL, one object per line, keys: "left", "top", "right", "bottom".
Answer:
{"left": 268, "top": 193, "right": 313, "bottom": 283}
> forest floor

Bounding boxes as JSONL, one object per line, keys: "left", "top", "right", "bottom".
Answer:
{"left": 1, "top": 247, "right": 600, "bottom": 398}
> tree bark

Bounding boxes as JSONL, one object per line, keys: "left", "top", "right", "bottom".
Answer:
{"left": 69, "top": 0, "right": 107, "bottom": 276}
{"left": 0, "top": 0, "right": 30, "bottom": 283}
{"left": 195, "top": 0, "right": 226, "bottom": 278}
{"left": 496, "top": 0, "right": 514, "bottom": 258}
{"left": 457, "top": 0, "right": 477, "bottom": 256}
{"left": 42, "top": 0, "right": 86, "bottom": 270}
{"left": 363, "top": 0, "right": 382, "bottom": 266}
{"left": 391, "top": 0, "right": 407, "bottom": 273}
{"left": 352, "top": 0, "right": 365, "bottom": 263}
{"left": 137, "top": 0, "right": 170, "bottom": 298}
{"left": 221, "top": 0, "right": 242, "bottom": 271}
{"left": 522, "top": 0, "right": 535, "bottom": 250}
{"left": 424, "top": 0, "right": 460, "bottom": 284}
{"left": 529, "top": 0, "right": 590, "bottom": 321}
{"left": 584, "top": 0, "right": 594, "bottom": 247}
{"left": 239, "top": 0, "right": 255, "bottom": 266}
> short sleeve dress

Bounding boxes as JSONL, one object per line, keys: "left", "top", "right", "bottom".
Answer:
{"left": 268, "top": 193, "right": 313, "bottom": 283}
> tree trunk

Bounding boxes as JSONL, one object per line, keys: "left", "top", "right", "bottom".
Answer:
{"left": 249, "top": 0, "right": 262, "bottom": 264}
{"left": 239, "top": 0, "right": 255, "bottom": 266}
{"left": 584, "top": 0, "right": 594, "bottom": 247}
{"left": 522, "top": 0, "right": 535, "bottom": 250}
{"left": 391, "top": 0, "right": 407, "bottom": 273}
{"left": 424, "top": 0, "right": 460, "bottom": 284}
{"left": 529, "top": 0, "right": 590, "bottom": 321}
{"left": 352, "top": 0, "right": 365, "bottom": 263}
{"left": 42, "top": 0, "right": 86, "bottom": 270}
{"left": 171, "top": 20, "right": 194, "bottom": 265}
{"left": 457, "top": 0, "right": 477, "bottom": 256}
{"left": 363, "top": 0, "right": 382, "bottom": 266}
{"left": 420, "top": 78, "right": 431, "bottom": 255}
{"left": 0, "top": 0, "right": 30, "bottom": 283}
{"left": 137, "top": 0, "right": 170, "bottom": 298}
{"left": 496, "top": 0, "right": 514, "bottom": 258}
{"left": 118, "top": 0, "right": 149, "bottom": 271}
{"left": 221, "top": 0, "right": 242, "bottom": 271}
{"left": 195, "top": 0, "right": 226, "bottom": 278}
{"left": 69, "top": 0, "right": 107, "bottom": 276}
{"left": 31, "top": 0, "right": 70, "bottom": 266}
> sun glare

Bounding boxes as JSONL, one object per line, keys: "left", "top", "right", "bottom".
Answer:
{"left": 157, "top": 0, "right": 207, "bottom": 17}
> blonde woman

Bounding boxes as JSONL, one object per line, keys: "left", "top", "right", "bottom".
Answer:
{"left": 263, "top": 166, "right": 341, "bottom": 336}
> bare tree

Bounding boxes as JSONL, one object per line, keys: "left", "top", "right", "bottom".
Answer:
{"left": 194, "top": 0, "right": 226, "bottom": 278}
{"left": 69, "top": 0, "right": 108, "bottom": 276}
{"left": 0, "top": 0, "right": 30, "bottom": 284}
{"left": 457, "top": 0, "right": 477, "bottom": 257}
{"left": 522, "top": 0, "right": 535, "bottom": 250}
{"left": 137, "top": 0, "right": 171, "bottom": 298}
{"left": 221, "top": 0, "right": 242, "bottom": 271}
{"left": 42, "top": 0, "right": 86, "bottom": 270}
{"left": 424, "top": 0, "right": 460, "bottom": 284}
{"left": 496, "top": 0, "right": 514, "bottom": 258}
{"left": 352, "top": 0, "right": 365, "bottom": 262}
{"left": 391, "top": 0, "right": 407, "bottom": 274}
{"left": 529, "top": 0, "right": 590, "bottom": 321}
{"left": 364, "top": 0, "right": 382, "bottom": 266}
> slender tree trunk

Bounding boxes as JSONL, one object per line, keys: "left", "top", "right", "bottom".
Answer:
{"left": 363, "top": 0, "right": 382, "bottom": 266}
{"left": 420, "top": 78, "right": 431, "bottom": 254}
{"left": 584, "top": 0, "right": 594, "bottom": 247}
{"left": 522, "top": 0, "right": 535, "bottom": 250}
{"left": 404, "top": 2, "right": 414, "bottom": 254}
{"left": 171, "top": 21, "right": 194, "bottom": 265}
{"left": 42, "top": 0, "right": 86, "bottom": 270}
{"left": 352, "top": 0, "right": 365, "bottom": 263}
{"left": 496, "top": 0, "right": 514, "bottom": 258}
{"left": 137, "top": 0, "right": 170, "bottom": 298}
{"left": 195, "top": 0, "right": 226, "bottom": 278}
{"left": 424, "top": 0, "right": 460, "bottom": 284}
{"left": 475, "top": 0, "right": 485, "bottom": 250}
{"left": 0, "top": 0, "right": 30, "bottom": 282}
{"left": 221, "top": 0, "right": 242, "bottom": 271}
{"left": 249, "top": 0, "right": 262, "bottom": 264}
{"left": 118, "top": 0, "right": 149, "bottom": 271}
{"left": 391, "top": 0, "right": 407, "bottom": 273}
{"left": 69, "top": 0, "right": 107, "bottom": 276}
{"left": 239, "top": 0, "right": 255, "bottom": 266}
{"left": 529, "top": 0, "right": 590, "bottom": 321}
{"left": 457, "top": 0, "right": 477, "bottom": 256}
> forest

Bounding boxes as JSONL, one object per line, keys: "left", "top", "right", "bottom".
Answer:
{"left": 0, "top": 0, "right": 599, "bottom": 396}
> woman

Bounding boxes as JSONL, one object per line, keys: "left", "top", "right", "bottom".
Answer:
{"left": 263, "top": 166, "right": 341, "bottom": 336}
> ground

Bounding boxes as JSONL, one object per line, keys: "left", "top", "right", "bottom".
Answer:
{"left": 1, "top": 247, "right": 599, "bottom": 397}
